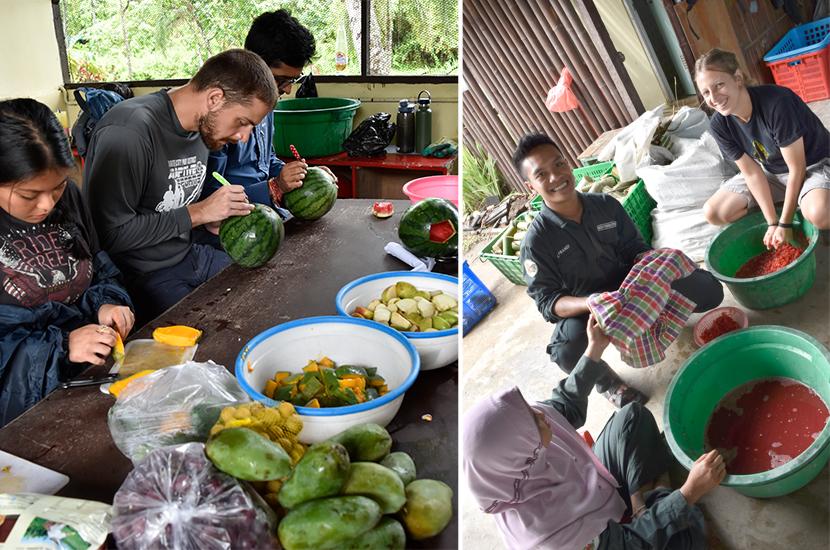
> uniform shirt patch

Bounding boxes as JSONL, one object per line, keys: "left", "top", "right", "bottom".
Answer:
{"left": 555, "top": 244, "right": 570, "bottom": 259}
{"left": 596, "top": 221, "right": 617, "bottom": 232}
{"left": 524, "top": 259, "right": 538, "bottom": 277}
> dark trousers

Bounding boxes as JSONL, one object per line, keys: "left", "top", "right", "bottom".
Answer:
{"left": 548, "top": 268, "right": 724, "bottom": 387}
{"left": 126, "top": 244, "right": 231, "bottom": 325}
{"left": 595, "top": 403, "right": 706, "bottom": 549}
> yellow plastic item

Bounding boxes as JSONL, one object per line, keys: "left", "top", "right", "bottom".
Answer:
{"left": 112, "top": 333, "right": 125, "bottom": 364}
{"left": 109, "top": 369, "right": 155, "bottom": 398}
{"left": 152, "top": 325, "right": 203, "bottom": 347}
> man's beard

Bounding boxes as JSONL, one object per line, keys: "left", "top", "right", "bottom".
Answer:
{"left": 198, "top": 110, "right": 225, "bottom": 151}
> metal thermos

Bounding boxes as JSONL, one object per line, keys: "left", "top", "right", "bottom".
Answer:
{"left": 396, "top": 99, "right": 415, "bottom": 153}
{"left": 415, "top": 90, "right": 432, "bottom": 154}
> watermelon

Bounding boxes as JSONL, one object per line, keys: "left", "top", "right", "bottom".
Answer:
{"left": 282, "top": 167, "right": 338, "bottom": 221}
{"left": 372, "top": 201, "right": 394, "bottom": 218}
{"left": 219, "top": 204, "right": 285, "bottom": 268}
{"left": 398, "top": 198, "right": 459, "bottom": 258}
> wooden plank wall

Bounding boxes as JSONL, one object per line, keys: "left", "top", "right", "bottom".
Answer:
{"left": 463, "top": 0, "right": 644, "bottom": 192}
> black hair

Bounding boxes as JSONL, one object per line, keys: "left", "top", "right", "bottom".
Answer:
{"left": 191, "top": 49, "right": 278, "bottom": 107}
{"left": 244, "top": 9, "right": 316, "bottom": 69}
{"left": 512, "top": 133, "right": 562, "bottom": 177}
{"left": 0, "top": 98, "right": 74, "bottom": 185}
{"left": 0, "top": 98, "right": 94, "bottom": 258}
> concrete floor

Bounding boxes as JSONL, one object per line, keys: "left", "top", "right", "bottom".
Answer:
{"left": 460, "top": 99, "right": 830, "bottom": 549}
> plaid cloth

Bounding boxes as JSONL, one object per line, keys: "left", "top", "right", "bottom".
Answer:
{"left": 587, "top": 248, "right": 698, "bottom": 367}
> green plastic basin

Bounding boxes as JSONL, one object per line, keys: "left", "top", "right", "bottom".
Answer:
{"left": 273, "top": 98, "right": 361, "bottom": 158}
{"left": 704, "top": 209, "right": 818, "bottom": 310}
{"left": 664, "top": 326, "right": 830, "bottom": 498}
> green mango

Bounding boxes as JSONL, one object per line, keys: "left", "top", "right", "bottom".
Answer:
{"left": 341, "top": 462, "right": 406, "bottom": 513}
{"left": 278, "top": 495, "right": 381, "bottom": 550}
{"left": 329, "top": 423, "right": 392, "bottom": 462}
{"left": 432, "top": 316, "right": 450, "bottom": 330}
{"left": 395, "top": 281, "right": 417, "bottom": 299}
{"left": 436, "top": 310, "right": 458, "bottom": 326}
{"left": 400, "top": 479, "right": 453, "bottom": 540}
{"left": 205, "top": 427, "right": 291, "bottom": 481}
{"left": 380, "top": 452, "right": 417, "bottom": 485}
{"left": 279, "top": 440, "right": 350, "bottom": 509}
{"left": 341, "top": 517, "right": 406, "bottom": 550}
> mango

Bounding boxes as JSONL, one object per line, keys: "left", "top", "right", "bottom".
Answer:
{"left": 400, "top": 479, "right": 453, "bottom": 540}
{"left": 330, "top": 423, "right": 392, "bottom": 462}
{"left": 205, "top": 427, "right": 291, "bottom": 481}
{"left": 341, "top": 517, "right": 406, "bottom": 550}
{"left": 278, "top": 441, "right": 350, "bottom": 509}
{"left": 380, "top": 452, "right": 417, "bottom": 485}
{"left": 278, "top": 495, "right": 381, "bottom": 550}
{"left": 341, "top": 462, "right": 406, "bottom": 513}
{"left": 395, "top": 281, "right": 417, "bottom": 299}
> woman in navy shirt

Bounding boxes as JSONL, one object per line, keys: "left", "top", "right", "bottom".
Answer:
{"left": 695, "top": 48, "right": 829, "bottom": 249}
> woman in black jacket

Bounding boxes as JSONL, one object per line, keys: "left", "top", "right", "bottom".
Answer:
{"left": 0, "top": 98, "right": 133, "bottom": 425}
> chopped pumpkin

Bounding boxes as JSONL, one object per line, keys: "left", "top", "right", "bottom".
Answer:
{"left": 263, "top": 358, "right": 387, "bottom": 408}
{"left": 319, "top": 356, "right": 335, "bottom": 367}
{"left": 264, "top": 379, "right": 278, "bottom": 399}
{"left": 305, "top": 398, "right": 320, "bottom": 408}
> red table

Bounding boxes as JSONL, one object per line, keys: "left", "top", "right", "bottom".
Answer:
{"left": 282, "top": 147, "right": 457, "bottom": 198}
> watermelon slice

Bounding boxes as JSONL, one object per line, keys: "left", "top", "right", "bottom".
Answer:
{"left": 372, "top": 201, "right": 395, "bottom": 218}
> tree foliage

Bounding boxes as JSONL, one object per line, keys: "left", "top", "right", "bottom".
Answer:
{"left": 60, "top": 0, "right": 458, "bottom": 82}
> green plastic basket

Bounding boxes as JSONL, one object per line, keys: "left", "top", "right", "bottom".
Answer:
{"left": 529, "top": 161, "right": 655, "bottom": 244}
{"left": 479, "top": 211, "right": 533, "bottom": 286}
{"left": 273, "top": 97, "right": 361, "bottom": 158}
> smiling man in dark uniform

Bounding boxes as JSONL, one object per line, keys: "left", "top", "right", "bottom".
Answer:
{"left": 515, "top": 133, "right": 724, "bottom": 407}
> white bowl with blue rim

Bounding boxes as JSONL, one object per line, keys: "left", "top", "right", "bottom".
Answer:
{"left": 335, "top": 271, "right": 459, "bottom": 370}
{"left": 235, "top": 316, "right": 420, "bottom": 443}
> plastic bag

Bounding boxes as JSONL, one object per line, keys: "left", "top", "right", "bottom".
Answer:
{"left": 295, "top": 73, "right": 318, "bottom": 98}
{"left": 112, "top": 442, "right": 277, "bottom": 550}
{"left": 343, "top": 112, "right": 396, "bottom": 157}
{"left": 107, "top": 361, "right": 250, "bottom": 463}
{"left": 545, "top": 67, "right": 581, "bottom": 113}
{"left": 0, "top": 493, "right": 111, "bottom": 549}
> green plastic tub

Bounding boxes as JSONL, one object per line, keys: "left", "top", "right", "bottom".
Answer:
{"left": 664, "top": 326, "right": 830, "bottom": 498}
{"left": 273, "top": 98, "right": 361, "bottom": 158}
{"left": 705, "top": 210, "right": 818, "bottom": 310}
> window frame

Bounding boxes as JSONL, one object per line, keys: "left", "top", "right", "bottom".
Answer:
{"left": 52, "top": 0, "right": 457, "bottom": 87}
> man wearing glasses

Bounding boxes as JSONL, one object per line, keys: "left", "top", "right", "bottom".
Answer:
{"left": 202, "top": 9, "right": 336, "bottom": 227}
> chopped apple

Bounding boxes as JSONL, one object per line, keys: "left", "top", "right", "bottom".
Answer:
{"left": 431, "top": 293, "right": 458, "bottom": 312}
{"left": 390, "top": 312, "right": 412, "bottom": 330}
{"left": 395, "top": 281, "right": 417, "bottom": 299}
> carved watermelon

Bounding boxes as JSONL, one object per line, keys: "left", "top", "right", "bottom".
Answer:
{"left": 282, "top": 167, "right": 338, "bottom": 221}
{"left": 220, "top": 204, "right": 285, "bottom": 268}
{"left": 398, "top": 198, "right": 458, "bottom": 258}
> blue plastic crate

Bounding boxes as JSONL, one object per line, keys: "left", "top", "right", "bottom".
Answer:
{"left": 764, "top": 17, "right": 830, "bottom": 63}
{"left": 462, "top": 261, "right": 497, "bottom": 335}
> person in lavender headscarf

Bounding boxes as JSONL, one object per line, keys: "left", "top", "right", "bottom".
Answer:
{"left": 462, "top": 315, "right": 725, "bottom": 549}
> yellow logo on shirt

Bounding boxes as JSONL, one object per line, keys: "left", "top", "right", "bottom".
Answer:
{"left": 752, "top": 140, "right": 769, "bottom": 163}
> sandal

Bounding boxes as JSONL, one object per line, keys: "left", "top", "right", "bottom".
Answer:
{"left": 601, "top": 381, "right": 648, "bottom": 408}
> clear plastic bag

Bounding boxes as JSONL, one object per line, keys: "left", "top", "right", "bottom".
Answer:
{"left": 111, "top": 442, "right": 278, "bottom": 550}
{"left": 107, "top": 361, "right": 250, "bottom": 463}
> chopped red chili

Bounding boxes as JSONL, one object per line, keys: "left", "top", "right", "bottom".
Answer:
{"left": 735, "top": 243, "right": 804, "bottom": 278}
{"left": 701, "top": 313, "right": 741, "bottom": 343}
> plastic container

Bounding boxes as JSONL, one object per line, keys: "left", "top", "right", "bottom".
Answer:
{"left": 235, "top": 316, "right": 419, "bottom": 443}
{"left": 664, "top": 326, "right": 830, "bottom": 498}
{"left": 273, "top": 98, "right": 361, "bottom": 158}
{"left": 479, "top": 211, "right": 534, "bottom": 286}
{"left": 462, "top": 261, "right": 497, "bottom": 335}
{"left": 530, "top": 161, "right": 655, "bottom": 244}
{"left": 704, "top": 210, "right": 818, "bottom": 310}
{"left": 692, "top": 306, "right": 749, "bottom": 348}
{"left": 764, "top": 17, "right": 830, "bottom": 103}
{"left": 402, "top": 175, "right": 459, "bottom": 207}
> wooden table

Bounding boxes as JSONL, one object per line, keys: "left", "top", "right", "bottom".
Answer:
{"left": 282, "top": 146, "right": 457, "bottom": 198}
{"left": 0, "top": 199, "right": 458, "bottom": 548}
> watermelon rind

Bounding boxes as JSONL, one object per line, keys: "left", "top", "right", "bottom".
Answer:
{"left": 282, "top": 167, "right": 338, "bottom": 221}
{"left": 398, "top": 198, "right": 459, "bottom": 258}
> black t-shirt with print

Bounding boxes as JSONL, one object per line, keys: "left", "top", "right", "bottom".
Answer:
{"left": 0, "top": 182, "right": 96, "bottom": 308}
{"left": 709, "top": 85, "right": 830, "bottom": 174}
